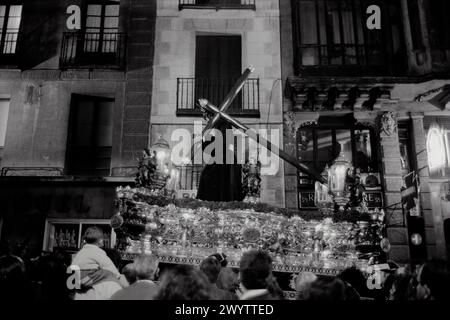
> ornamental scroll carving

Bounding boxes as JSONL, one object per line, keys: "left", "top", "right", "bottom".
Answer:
{"left": 287, "top": 78, "right": 394, "bottom": 112}
{"left": 284, "top": 112, "right": 318, "bottom": 156}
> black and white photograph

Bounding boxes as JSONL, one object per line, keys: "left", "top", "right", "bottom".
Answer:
{"left": 0, "top": 0, "right": 450, "bottom": 313}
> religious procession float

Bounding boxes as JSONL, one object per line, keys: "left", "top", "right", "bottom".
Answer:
{"left": 110, "top": 67, "right": 389, "bottom": 296}
{"left": 111, "top": 144, "right": 387, "bottom": 285}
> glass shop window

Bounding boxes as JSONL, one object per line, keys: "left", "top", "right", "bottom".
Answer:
{"left": 297, "top": 127, "right": 377, "bottom": 176}
{"left": 427, "top": 124, "right": 450, "bottom": 178}
{"left": 44, "top": 219, "right": 115, "bottom": 254}
{"left": 297, "top": 126, "right": 379, "bottom": 209}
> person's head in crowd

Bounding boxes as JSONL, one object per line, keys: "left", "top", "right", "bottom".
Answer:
{"left": 303, "top": 277, "right": 347, "bottom": 301}
{"left": 388, "top": 274, "right": 413, "bottom": 301}
{"left": 0, "top": 255, "right": 29, "bottom": 300}
{"left": 295, "top": 272, "right": 317, "bottom": 299}
{"left": 133, "top": 255, "right": 159, "bottom": 281}
{"left": 239, "top": 250, "right": 283, "bottom": 300}
{"left": 200, "top": 256, "right": 222, "bottom": 284}
{"left": 83, "top": 227, "right": 104, "bottom": 247}
{"left": 122, "top": 263, "right": 137, "bottom": 285}
{"left": 416, "top": 260, "right": 450, "bottom": 300}
{"left": 217, "top": 267, "right": 239, "bottom": 293}
{"left": 53, "top": 248, "right": 72, "bottom": 268}
{"left": 338, "top": 266, "right": 367, "bottom": 298}
{"left": 34, "top": 253, "right": 70, "bottom": 300}
{"left": 155, "top": 265, "right": 212, "bottom": 300}
{"left": 210, "top": 253, "right": 228, "bottom": 267}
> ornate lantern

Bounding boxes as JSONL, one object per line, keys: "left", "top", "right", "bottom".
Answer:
{"left": 328, "top": 143, "right": 352, "bottom": 210}
{"left": 150, "top": 136, "right": 172, "bottom": 186}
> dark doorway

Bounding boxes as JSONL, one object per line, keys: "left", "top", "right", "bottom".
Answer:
{"left": 195, "top": 35, "right": 242, "bottom": 110}
{"left": 445, "top": 219, "right": 450, "bottom": 260}
{"left": 65, "top": 94, "right": 114, "bottom": 177}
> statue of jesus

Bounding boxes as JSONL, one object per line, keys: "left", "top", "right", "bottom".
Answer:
{"left": 196, "top": 120, "right": 245, "bottom": 202}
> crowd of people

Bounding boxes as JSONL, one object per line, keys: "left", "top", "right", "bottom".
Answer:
{"left": 1, "top": 226, "right": 450, "bottom": 301}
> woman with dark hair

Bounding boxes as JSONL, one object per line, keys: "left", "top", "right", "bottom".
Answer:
{"left": 388, "top": 274, "right": 414, "bottom": 301}
{"left": 0, "top": 255, "right": 31, "bottom": 300}
{"left": 155, "top": 265, "right": 212, "bottom": 300}
{"left": 217, "top": 267, "right": 239, "bottom": 296}
{"left": 338, "top": 266, "right": 368, "bottom": 300}
{"left": 238, "top": 250, "right": 283, "bottom": 300}
{"left": 200, "top": 256, "right": 236, "bottom": 300}
{"left": 303, "top": 277, "right": 347, "bottom": 301}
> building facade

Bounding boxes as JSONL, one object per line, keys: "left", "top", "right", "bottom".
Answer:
{"left": 0, "top": 0, "right": 156, "bottom": 256}
{"left": 281, "top": 0, "right": 450, "bottom": 263}
{"left": 1, "top": 0, "right": 450, "bottom": 265}
{"left": 151, "top": 0, "right": 285, "bottom": 206}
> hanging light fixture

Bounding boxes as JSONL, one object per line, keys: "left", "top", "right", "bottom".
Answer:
{"left": 328, "top": 142, "right": 352, "bottom": 210}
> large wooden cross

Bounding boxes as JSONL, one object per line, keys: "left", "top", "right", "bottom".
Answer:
{"left": 191, "top": 66, "right": 327, "bottom": 184}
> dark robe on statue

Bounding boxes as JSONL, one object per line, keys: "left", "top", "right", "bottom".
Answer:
{"left": 196, "top": 121, "right": 244, "bottom": 202}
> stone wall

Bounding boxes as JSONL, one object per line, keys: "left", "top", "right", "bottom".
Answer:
{"left": 0, "top": 0, "right": 157, "bottom": 176}
{"left": 152, "top": 0, "right": 282, "bottom": 124}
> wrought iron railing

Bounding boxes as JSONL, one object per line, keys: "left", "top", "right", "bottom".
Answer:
{"left": 179, "top": 0, "right": 256, "bottom": 10}
{"left": 176, "top": 78, "right": 260, "bottom": 116}
{"left": 295, "top": 44, "right": 386, "bottom": 71}
{"left": 60, "top": 32, "right": 126, "bottom": 69}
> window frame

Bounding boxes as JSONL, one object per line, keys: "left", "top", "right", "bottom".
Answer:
{"left": 65, "top": 94, "right": 114, "bottom": 177}
{"left": 0, "top": 3, "right": 23, "bottom": 55}
{"left": 291, "top": 0, "right": 395, "bottom": 75}
{"left": 296, "top": 123, "right": 381, "bottom": 210}
{"left": 43, "top": 218, "right": 116, "bottom": 254}
{"left": 81, "top": 1, "right": 120, "bottom": 54}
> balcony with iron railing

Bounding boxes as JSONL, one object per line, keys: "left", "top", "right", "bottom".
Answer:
{"left": 0, "top": 32, "right": 19, "bottom": 65}
{"left": 179, "top": 0, "right": 256, "bottom": 10}
{"left": 60, "top": 32, "right": 127, "bottom": 70}
{"left": 176, "top": 78, "right": 260, "bottom": 117}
